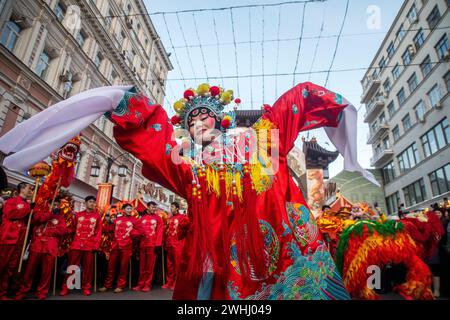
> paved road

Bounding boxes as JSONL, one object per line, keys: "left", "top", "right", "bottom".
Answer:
{"left": 47, "top": 286, "right": 173, "bottom": 300}
{"left": 45, "top": 290, "right": 404, "bottom": 300}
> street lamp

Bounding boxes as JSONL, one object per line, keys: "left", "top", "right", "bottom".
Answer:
{"left": 90, "top": 164, "right": 100, "bottom": 178}
{"left": 90, "top": 152, "right": 129, "bottom": 182}
{"left": 104, "top": 152, "right": 129, "bottom": 183}
{"left": 118, "top": 164, "right": 128, "bottom": 177}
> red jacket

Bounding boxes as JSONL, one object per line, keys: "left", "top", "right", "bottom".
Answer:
{"left": 29, "top": 209, "right": 67, "bottom": 257}
{"left": 136, "top": 213, "right": 163, "bottom": 248}
{"left": 108, "top": 215, "right": 139, "bottom": 250}
{"left": 0, "top": 196, "right": 31, "bottom": 245}
{"left": 164, "top": 213, "right": 188, "bottom": 248}
{"left": 70, "top": 210, "right": 102, "bottom": 251}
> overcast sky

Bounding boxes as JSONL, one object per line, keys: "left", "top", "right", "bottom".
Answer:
{"left": 143, "top": 0, "right": 404, "bottom": 177}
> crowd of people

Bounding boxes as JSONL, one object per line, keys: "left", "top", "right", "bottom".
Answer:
{"left": 0, "top": 182, "right": 189, "bottom": 300}
{"left": 318, "top": 199, "right": 450, "bottom": 299}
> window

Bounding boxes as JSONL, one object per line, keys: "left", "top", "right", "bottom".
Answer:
{"left": 421, "top": 118, "right": 450, "bottom": 157}
{"left": 126, "top": 50, "right": 135, "bottom": 63}
{"left": 383, "top": 78, "right": 392, "bottom": 94}
{"left": 94, "top": 51, "right": 103, "bottom": 68}
{"left": 397, "top": 24, "right": 406, "bottom": 41}
{"left": 392, "top": 64, "right": 401, "bottom": 80}
{"left": 402, "top": 114, "right": 412, "bottom": 131}
{"left": 75, "top": 153, "right": 82, "bottom": 176}
{"left": 0, "top": 0, "right": 6, "bottom": 12}
{"left": 125, "top": 4, "right": 132, "bottom": 15}
{"left": 116, "top": 29, "right": 124, "bottom": 44}
{"left": 109, "top": 69, "right": 117, "bottom": 84}
{"left": 76, "top": 30, "right": 86, "bottom": 47}
{"left": 387, "top": 101, "right": 396, "bottom": 118}
{"left": 387, "top": 42, "right": 395, "bottom": 58}
{"left": 427, "top": 5, "right": 441, "bottom": 30}
{"left": 35, "top": 51, "right": 50, "bottom": 78}
{"left": 414, "top": 29, "right": 425, "bottom": 50}
{"left": 379, "top": 56, "right": 386, "bottom": 71}
{"left": 402, "top": 49, "right": 411, "bottom": 65}
{"left": 378, "top": 112, "right": 386, "bottom": 125}
{"left": 397, "top": 88, "right": 406, "bottom": 106}
{"left": 105, "top": 9, "right": 113, "bottom": 26}
{"left": 435, "top": 34, "right": 449, "bottom": 60}
{"left": 427, "top": 84, "right": 442, "bottom": 107}
{"left": 386, "top": 192, "right": 400, "bottom": 215}
{"left": 407, "top": 4, "right": 418, "bottom": 24}
{"left": 420, "top": 55, "right": 432, "bottom": 77}
{"left": 382, "top": 136, "right": 390, "bottom": 149}
{"left": 54, "top": 2, "right": 66, "bottom": 22}
{"left": 397, "top": 143, "right": 420, "bottom": 173}
{"left": 0, "top": 21, "right": 21, "bottom": 51}
{"left": 407, "top": 73, "right": 419, "bottom": 92}
{"left": 414, "top": 100, "right": 425, "bottom": 121}
{"left": 429, "top": 164, "right": 450, "bottom": 197}
{"left": 393, "top": 125, "right": 400, "bottom": 141}
{"left": 371, "top": 121, "right": 378, "bottom": 133}
{"left": 382, "top": 161, "right": 396, "bottom": 184}
{"left": 445, "top": 71, "right": 450, "bottom": 92}
{"left": 403, "top": 179, "right": 427, "bottom": 207}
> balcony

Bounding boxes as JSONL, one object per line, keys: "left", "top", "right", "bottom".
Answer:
{"left": 364, "top": 95, "right": 385, "bottom": 123}
{"left": 361, "top": 75, "right": 381, "bottom": 104}
{"left": 367, "top": 122, "right": 390, "bottom": 145}
{"left": 370, "top": 147, "right": 394, "bottom": 167}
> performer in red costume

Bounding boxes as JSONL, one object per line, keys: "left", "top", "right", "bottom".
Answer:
{"left": 99, "top": 203, "right": 139, "bottom": 293}
{"left": 60, "top": 195, "right": 102, "bottom": 296}
{"left": 0, "top": 82, "right": 378, "bottom": 300}
{"left": 15, "top": 199, "right": 67, "bottom": 300}
{"left": 133, "top": 201, "right": 163, "bottom": 292}
{"left": 162, "top": 202, "right": 188, "bottom": 290}
{"left": 0, "top": 182, "right": 33, "bottom": 300}
{"left": 109, "top": 82, "right": 367, "bottom": 300}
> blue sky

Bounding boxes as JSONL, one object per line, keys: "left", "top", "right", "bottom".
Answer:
{"left": 143, "top": 0, "right": 404, "bottom": 177}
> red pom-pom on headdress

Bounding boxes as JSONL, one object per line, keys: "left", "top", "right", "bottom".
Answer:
{"left": 170, "top": 115, "right": 181, "bottom": 125}
{"left": 209, "top": 86, "right": 220, "bottom": 97}
{"left": 183, "top": 89, "right": 195, "bottom": 100}
{"left": 221, "top": 115, "right": 232, "bottom": 129}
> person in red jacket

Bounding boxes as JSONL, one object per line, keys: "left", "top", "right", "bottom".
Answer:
{"left": 162, "top": 202, "right": 188, "bottom": 290}
{"left": 133, "top": 201, "right": 163, "bottom": 292}
{"left": 99, "top": 203, "right": 139, "bottom": 293}
{"left": 15, "top": 198, "right": 67, "bottom": 300}
{"left": 0, "top": 182, "right": 33, "bottom": 300}
{"left": 59, "top": 195, "right": 102, "bottom": 296}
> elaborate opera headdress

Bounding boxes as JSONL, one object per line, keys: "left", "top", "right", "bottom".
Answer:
{"left": 169, "top": 83, "right": 241, "bottom": 131}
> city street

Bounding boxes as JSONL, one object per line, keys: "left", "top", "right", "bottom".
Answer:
{"left": 47, "top": 286, "right": 173, "bottom": 300}
{"left": 0, "top": 0, "right": 449, "bottom": 302}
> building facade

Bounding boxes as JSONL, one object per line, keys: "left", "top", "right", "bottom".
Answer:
{"left": 0, "top": 0, "right": 176, "bottom": 210}
{"left": 361, "top": 0, "right": 450, "bottom": 214}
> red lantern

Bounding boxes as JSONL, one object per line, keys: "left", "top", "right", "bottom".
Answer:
{"left": 234, "top": 98, "right": 241, "bottom": 104}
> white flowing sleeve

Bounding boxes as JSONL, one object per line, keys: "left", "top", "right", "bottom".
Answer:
{"left": 0, "top": 85, "right": 133, "bottom": 172}
{"left": 324, "top": 99, "right": 380, "bottom": 187}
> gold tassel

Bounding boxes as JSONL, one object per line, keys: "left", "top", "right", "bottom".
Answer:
{"left": 234, "top": 171, "right": 243, "bottom": 202}
{"left": 200, "top": 118, "right": 276, "bottom": 201}
{"left": 206, "top": 166, "right": 221, "bottom": 197}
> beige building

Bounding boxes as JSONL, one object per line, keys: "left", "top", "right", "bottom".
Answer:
{"left": 0, "top": 0, "right": 177, "bottom": 210}
{"left": 361, "top": 0, "right": 450, "bottom": 214}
